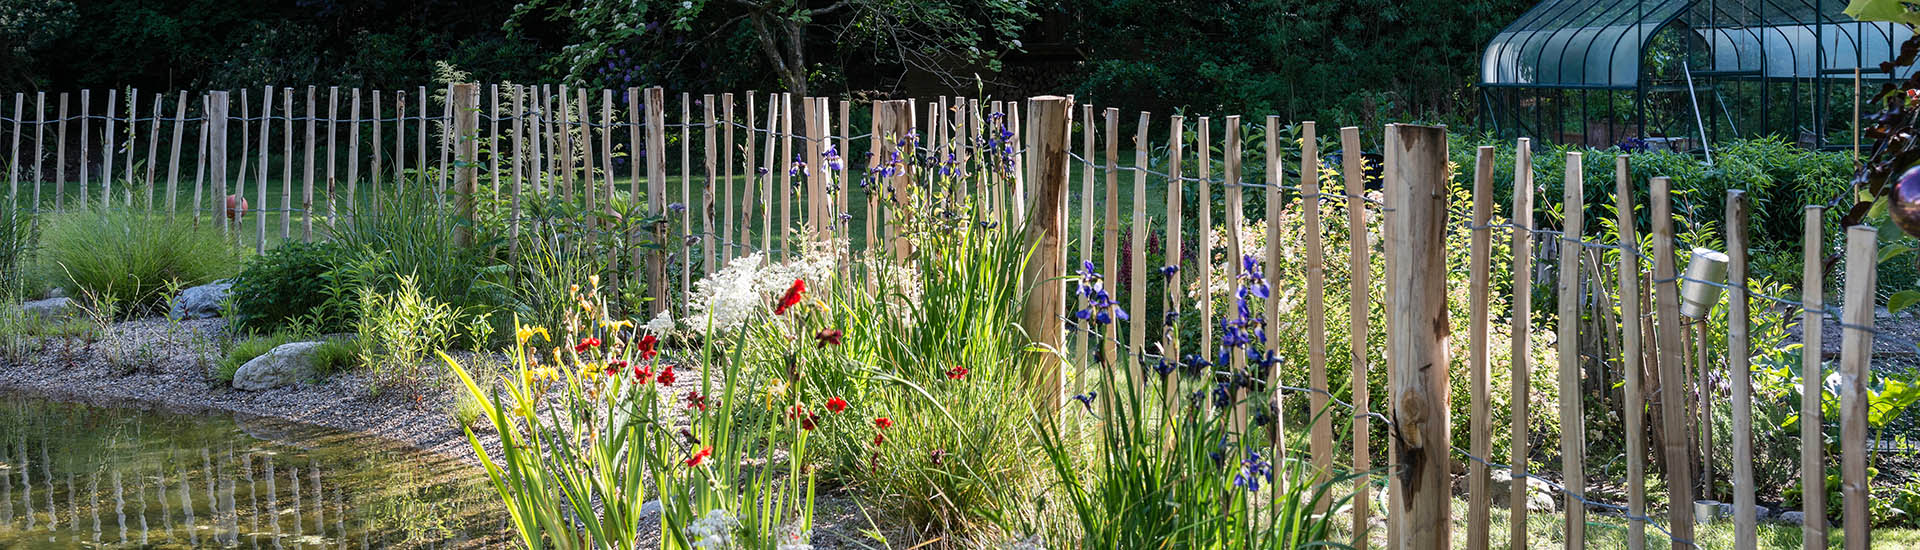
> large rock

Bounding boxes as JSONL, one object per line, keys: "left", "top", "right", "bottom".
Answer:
{"left": 1488, "top": 469, "right": 1558, "bottom": 512}
{"left": 20, "top": 297, "right": 73, "bottom": 321}
{"left": 232, "top": 341, "right": 324, "bottom": 391}
{"left": 169, "top": 280, "right": 232, "bottom": 320}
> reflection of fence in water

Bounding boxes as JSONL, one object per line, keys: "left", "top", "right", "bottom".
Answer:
{"left": 0, "top": 425, "right": 502, "bottom": 548}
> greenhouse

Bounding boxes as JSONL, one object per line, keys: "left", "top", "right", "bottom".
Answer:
{"left": 1481, "top": 0, "right": 1918, "bottom": 151}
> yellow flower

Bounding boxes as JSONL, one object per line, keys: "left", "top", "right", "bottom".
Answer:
{"left": 600, "top": 318, "right": 634, "bottom": 331}
{"left": 579, "top": 365, "right": 601, "bottom": 382}
{"left": 810, "top": 297, "right": 828, "bottom": 313}
{"left": 535, "top": 366, "right": 559, "bottom": 382}
{"left": 516, "top": 326, "right": 551, "bottom": 346}
{"left": 762, "top": 378, "right": 790, "bottom": 409}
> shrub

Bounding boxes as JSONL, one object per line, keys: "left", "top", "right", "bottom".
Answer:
{"left": 330, "top": 185, "right": 505, "bottom": 324}
{"left": 38, "top": 207, "right": 244, "bottom": 311}
{"left": 227, "top": 241, "right": 355, "bottom": 333}
{"left": 354, "top": 274, "right": 459, "bottom": 388}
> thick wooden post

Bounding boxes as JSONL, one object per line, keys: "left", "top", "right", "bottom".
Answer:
{"left": 645, "top": 87, "right": 668, "bottom": 313}
{"left": 1651, "top": 176, "right": 1697, "bottom": 539}
{"left": 1800, "top": 206, "right": 1827, "bottom": 550}
{"left": 871, "top": 100, "right": 912, "bottom": 260}
{"left": 208, "top": 92, "right": 229, "bottom": 234}
{"left": 452, "top": 83, "right": 478, "bottom": 247}
{"left": 1727, "top": 189, "right": 1756, "bottom": 549}
{"left": 1020, "top": 96, "right": 1073, "bottom": 413}
{"left": 1384, "top": 124, "right": 1450, "bottom": 550}
{"left": 1840, "top": 225, "right": 1876, "bottom": 550}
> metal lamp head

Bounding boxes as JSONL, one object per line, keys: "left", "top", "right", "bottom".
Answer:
{"left": 1680, "top": 247, "right": 1729, "bottom": 319}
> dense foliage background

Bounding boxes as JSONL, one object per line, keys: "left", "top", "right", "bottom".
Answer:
{"left": 0, "top": 0, "right": 1532, "bottom": 123}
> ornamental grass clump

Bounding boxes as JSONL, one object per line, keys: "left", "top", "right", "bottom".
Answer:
{"left": 443, "top": 275, "right": 827, "bottom": 550}
{"left": 38, "top": 205, "right": 243, "bottom": 311}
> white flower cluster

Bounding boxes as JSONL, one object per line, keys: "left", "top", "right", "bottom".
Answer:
{"left": 671, "top": 240, "right": 853, "bottom": 337}
{"left": 774, "top": 521, "right": 813, "bottom": 550}
{"left": 687, "top": 509, "right": 739, "bottom": 550}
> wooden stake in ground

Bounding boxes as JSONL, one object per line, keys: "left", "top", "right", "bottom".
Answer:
{"left": 1800, "top": 206, "right": 1826, "bottom": 550}
{"left": 1651, "top": 176, "right": 1697, "bottom": 538}
{"left": 54, "top": 93, "right": 66, "bottom": 211}
{"left": 1509, "top": 137, "right": 1535, "bottom": 550}
{"left": 1339, "top": 125, "right": 1370, "bottom": 550}
{"left": 1840, "top": 224, "right": 1876, "bottom": 550}
{"left": 1727, "top": 189, "right": 1756, "bottom": 550}
{"left": 166, "top": 91, "right": 186, "bottom": 218}
{"left": 1020, "top": 95, "right": 1073, "bottom": 413}
{"left": 452, "top": 84, "right": 478, "bottom": 248}
{"left": 645, "top": 87, "right": 668, "bottom": 314}
{"left": 1468, "top": 145, "right": 1495, "bottom": 550}
{"left": 78, "top": 91, "right": 90, "bottom": 209}
{"left": 1558, "top": 152, "right": 1587, "bottom": 547}
{"left": 1383, "top": 123, "right": 1450, "bottom": 550}
{"left": 1618, "top": 155, "right": 1648, "bottom": 550}
{"left": 1164, "top": 114, "right": 1185, "bottom": 421}
{"left": 304, "top": 86, "right": 316, "bottom": 242}
{"left": 282, "top": 88, "right": 294, "bottom": 243}
{"left": 1129, "top": 111, "right": 1150, "bottom": 398}
{"left": 1076, "top": 103, "right": 1098, "bottom": 408}
{"left": 1222, "top": 115, "right": 1246, "bottom": 434}
{"left": 257, "top": 88, "right": 271, "bottom": 249}
{"left": 208, "top": 92, "right": 229, "bottom": 234}
{"left": 1261, "top": 115, "right": 1286, "bottom": 457}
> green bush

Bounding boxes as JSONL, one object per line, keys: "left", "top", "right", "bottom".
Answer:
{"left": 354, "top": 274, "right": 460, "bottom": 388}
{"left": 38, "top": 207, "right": 244, "bottom": 311}
{"left": 228, "top": 241, "right": 355, "bottom": 333}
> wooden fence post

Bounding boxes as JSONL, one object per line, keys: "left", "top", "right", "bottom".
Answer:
{"left": 1467, "top": 145, "right": 1495, "bottom": 550}
{"left": 1727, "top": 189, "right": 1756, "bottom": 549}
{"left": 452, "top": 83, "right": 478, "bottom": 248}
{"left": 871, "top": 100, "right": 912, "bottom": 261}
{"left": 1340, "top": 125, "right": 1371, "bottom": 550}
{"left": 1383, "top": 124, "right": 1450, "bottom": 550}
{"left": 1840, "top": 225, "right": 1876, "bottom": 550}
{"left": 1618, "top": 155, "right": 1647, "bottom": 550}
{"left": 1558, "top": 152, "right": 1587, "bottom": 547}
{"left": 1800, "top": 206, "right": 1827, "bottom": 550}
{"left": 1650, "top": 176, "right": 1697, "bottom": 540}
{"left": 645, "top": 86, "right": 667, "bottom": 314}
{"left": 1020, "top": 95, "right": 1072, "bottom": 413}
{"left": 208, "top": 91, "right": 229, "bottom": 234}
{"left": 1509, "top": 138, "right": 1535, "bottom": 550}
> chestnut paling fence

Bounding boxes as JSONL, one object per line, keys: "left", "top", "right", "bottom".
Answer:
{"left": 0, "top": 84, "right": 1898, "bottom": 550}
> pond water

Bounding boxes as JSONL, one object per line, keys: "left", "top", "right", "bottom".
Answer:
{"left": 0, "top": 393, "right": 505, "bottom": 549}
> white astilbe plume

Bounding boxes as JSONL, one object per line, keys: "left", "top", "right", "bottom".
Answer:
{"left": 683, "top": 252, "right": 769, "bottom": 336}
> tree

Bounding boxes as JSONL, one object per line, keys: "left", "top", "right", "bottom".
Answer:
{"left": 509, "top": 0, "right": 1037, "bottom": 96}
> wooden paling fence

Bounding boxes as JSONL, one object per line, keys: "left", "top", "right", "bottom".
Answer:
{"left": 0, "top": 87, "right": 1889, "bottom": 549}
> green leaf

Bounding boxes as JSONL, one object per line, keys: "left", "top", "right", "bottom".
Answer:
{"left": 1846, "top": 0, "right": 1920, "bottom": 25}
{"left": 1893, "top": 290, "right": 1920, "bottom": 314}
{"left": 1884, "top": 243, "right": 1915, "bottom": 264}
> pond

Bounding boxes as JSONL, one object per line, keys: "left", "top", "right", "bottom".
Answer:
{"left": 0, "top": 392, "right": 504, "bottom": 549}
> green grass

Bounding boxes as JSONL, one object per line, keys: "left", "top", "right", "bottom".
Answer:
{"left": 18, "top": 157, "right": 1173, "bottom": 256}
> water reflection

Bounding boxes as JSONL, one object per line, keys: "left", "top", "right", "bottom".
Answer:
{"left": 0, "top": 392, "right": 506, "bottom": 548}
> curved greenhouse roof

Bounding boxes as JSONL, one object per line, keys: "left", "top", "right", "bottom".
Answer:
{"left": 1482, "top": 0, "right": 1917, "bottom": 90}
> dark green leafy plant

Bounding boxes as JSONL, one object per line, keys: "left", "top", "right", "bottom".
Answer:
{"left": 228, "top": 240, "right": 355, "bottom": 333}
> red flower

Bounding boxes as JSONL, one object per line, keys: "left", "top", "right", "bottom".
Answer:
{"left": 685, "top": 391, "right": 708, "bottom": 411}
{"left": 656, "top": 366, "right": 677, "bottom": 386}
{"left": 872, "top": 433, "right": 886, "bottom": 446}
{"left": 684, "top": 446, "right": 712, "bottom": 467}
{"left": 631, "top": 364, "right": 654, "bottom": 384}
{"left": 873, "top": 417, "right": 893, "bottom": 430}
{"left": 774, "top": 279, "right": 807, "bottom": 315}
{"left": 945, "top": 366, "right": 969, "bottom": 380}
{"left": 637, "top": 334, "right": 659, "bottom": 361}
{"left": 814, "top": 329, "right": 843, "bottom": 348}
{"left": 573, "top": 337, "right": 602, "bottom": 353}
{"left": 786, "top": 404, "right": 819, "bottom": 430}
{"left": 825, "top": 396, "right": 848, "bottom": 414}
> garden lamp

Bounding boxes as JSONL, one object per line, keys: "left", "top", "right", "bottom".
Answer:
{"left": 1679, "top": 247, "right": 1729, "bottom": 319}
